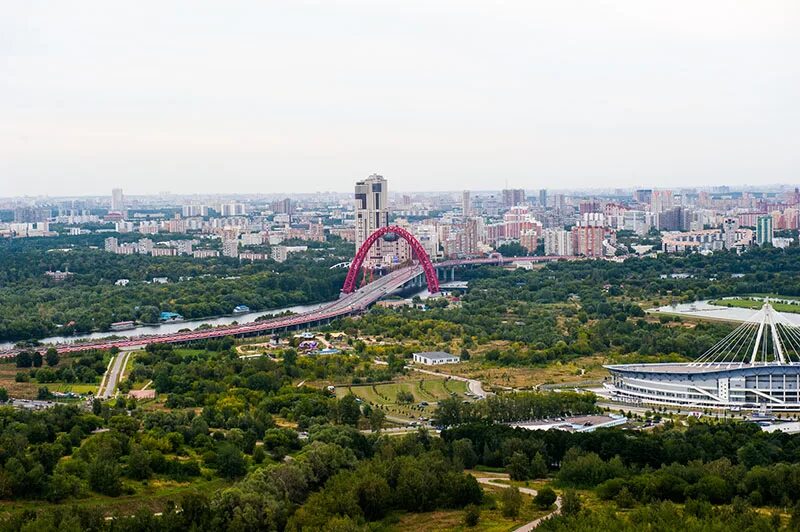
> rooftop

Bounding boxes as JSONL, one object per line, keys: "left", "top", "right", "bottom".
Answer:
{"left": 415, "top": 351, "right": 458, "bottom": 360}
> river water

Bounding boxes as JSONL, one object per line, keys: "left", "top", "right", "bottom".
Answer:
{"left": 0, "top": 301, "right": 330, "bottom": 350}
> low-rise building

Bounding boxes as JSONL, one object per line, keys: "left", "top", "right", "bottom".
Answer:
{"left": 412, "top": 351, "right": 460, "bottom": 365}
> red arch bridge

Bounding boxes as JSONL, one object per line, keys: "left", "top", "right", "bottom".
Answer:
{"left": 0, "top": 228, "right": 574, "bottom": 356}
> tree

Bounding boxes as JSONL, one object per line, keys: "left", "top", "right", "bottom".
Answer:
{"left": 45, "top": 347, "right": 59, "bottom": 367}
{"left": 500, "top": 486, "right": 522, "bottom": 518}
{"left": 369, "top": 408, "right": 385, "bottom": 432}
{"left": 282, "top": 348, "right": 298, "bottom": 367}
{"left": 507, "top": 452, "right": 531, "bottom": 480}
{"left": 338, "top": 395, "right": 361, "bottom": 426}
{"left": 452, "top": 438, "right": 478, "bottom": 469}
{"left": 615, "top": 486, "right": 636, "bottom": 509}
{"left": 216, "top": 443, "right": 247, "bottom": 479}
{"left": 464, "top": 504, "right": 480, "bottom": 527}
{"left": 127, "top": 444, "right": 152, "bottom": 480}
{"left": 561, "top": 489, "right": 582, "bottom": 516}
{"left": 530, "top": 452, "right": 549, "bottom": 479}
{"left": 396, "top": 390, "right": 414, "bottom": 404}
{"left": 32, "top": 351, "right": 43, "bottom": 368}
{"left": 15, "top": 351, "right": 32, "bottom": 368}
{"left": 0, "top": 388, "right": 7, "bottom": 403}
{"left": 37, "top": 386, "right": 51, "bottom": 400}
{"left": 434, "top": 397, "right": 463, "bottom": 428}
{"left": 88, "top": 457, "right": 123, "bottom": 496}
{"left": 533, "top": 486, "right": 557, "bottom": 509}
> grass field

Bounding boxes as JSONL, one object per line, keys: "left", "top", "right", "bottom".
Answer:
{"left": 0, "top": 477, "right": 231, "bottom": 519}
{"left": 335, "top": 378, "right": 469, "bottom": 420}
{"left": 48, "top": 383, "right": 98, "bottom": 394}
{"left": 384, "top": 477, "right": 552, "bottom": 531}
{"left": 712, "top": 298, "right": 800, "bottom": 314}
{"left": 457, "top": 355, "right": 607, "bottom": 390}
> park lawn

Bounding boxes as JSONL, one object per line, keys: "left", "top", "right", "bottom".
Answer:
{"left": 745, "top": 293, "right": 800, "bottom": 301}
{"left": 122, "top": 350, "right": 141, "bottom": 378}
{"left": 0, "top": 477, "right": 231, "bottom": 520}
{"left": 443, "top": 378, "right": 469, "bottom": 395}
{"left": 712, "top": 298, "right": 800, "bottom": 314}
{"left": 337, "top": 379, "right": 469, "bottom": 420}
{"left": 48, "top": 383, "right": 98, "bottom": 394}
{"left": 337, "top": 384, "right": 390, "bottom": 405}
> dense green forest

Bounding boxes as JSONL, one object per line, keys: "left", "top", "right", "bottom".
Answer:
{"left": 0, "top": 340, "right": 487, "bottom": 530}
{"left": 0, "top": 236, "right": 352, "bottom": 342}
{"left": 442, "top": 420, "right": 800, "bottom": 530}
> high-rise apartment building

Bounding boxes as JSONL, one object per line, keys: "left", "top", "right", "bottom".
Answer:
{"left": 354, "top": 174, "right": 392, "bottom": 266}
{"left": 543, "top": 229, "right": 572, "bottom": 256}
{"left": 520, "top": 229, "right": 539, "bottom": 254}
{"left": 756, "top": 215, "right": 773, "bottom": 246}
{"left": 271, "top": 198, "right": 293, "bottom": 217}
{"left": 182, "top": 205, "right": 209, "bottom": 217}
{"left": 571, "top": 224, "right": 607, "bottom": 257}
{"left": 462, "top": 190, "right": 471, "bottom": 218}
{"left": 650, "top": 190, "right": 673, "bottom": 213}
{"left": 539, "top": 189, "right": 548, "bottom": 208}
{"left": 220, "top": 203, "right": 246, "bottom": 217}
{"left": 634, "top": 189, "right": 653, "bottom": 205}
{"left": 222, "top": 239, "right": 239, "bottom": 258}
{"left": 104, "top": 236, "right": 118, "bottom": 252}
{"left": 722, "top": 218, "right": 739, "bottom": 249}
{"left": 502, "top": 189, "right": 526, "bottom": 208}
{"left": 111, "top": 188, "right": 125, "bottom": 212}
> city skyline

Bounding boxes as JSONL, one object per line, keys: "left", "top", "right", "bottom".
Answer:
{"left": 3, "top": 1, "right": 799, "bottom": 196}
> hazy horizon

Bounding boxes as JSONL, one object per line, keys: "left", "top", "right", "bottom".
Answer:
{"left": 3, "top": 1, "right": 799, "bottom": 196}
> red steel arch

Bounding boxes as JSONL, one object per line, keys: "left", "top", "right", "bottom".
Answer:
{"left": 342, "top": 225, "right": 439, "bottom": 294}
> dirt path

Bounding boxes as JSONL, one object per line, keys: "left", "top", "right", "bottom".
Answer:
{"left": 474, "top": 475, "right": 562, "bottom": 531}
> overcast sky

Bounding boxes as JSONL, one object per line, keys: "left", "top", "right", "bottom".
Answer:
{"left": 2, "top": 1, "right": 799, "bottom": 197}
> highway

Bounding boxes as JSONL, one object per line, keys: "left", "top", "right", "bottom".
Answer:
{"left": 99, "top": 350, "right": 134, "bottom": 399}
{"left": 0, "top": 255, "right": 573, "bottom": 357}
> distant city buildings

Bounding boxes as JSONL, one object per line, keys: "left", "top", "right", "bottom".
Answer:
{"left": 111, "top": 188, "right": 125, "bottom": 212}
{"left": 4, "top": 181, "right": 799, "bottom": 263}
{"left": 502, "top": 188, "right": 526, "bottom": 208}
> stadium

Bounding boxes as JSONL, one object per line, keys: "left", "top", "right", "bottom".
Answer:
{"left": 603, "top": 301, "right": 800, "bottom": 411}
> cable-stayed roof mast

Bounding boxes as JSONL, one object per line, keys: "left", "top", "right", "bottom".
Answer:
{"left": 691, "top": 299, "right": 800, "bottom": 367}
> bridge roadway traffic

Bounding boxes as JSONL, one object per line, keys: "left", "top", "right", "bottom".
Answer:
{"left": 0, "top": 255, "right": 572, "bottom": 357}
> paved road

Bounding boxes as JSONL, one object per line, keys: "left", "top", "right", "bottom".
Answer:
{"left": 475, "top": 475, "right": 562, "bottom": 531}
{"left": 100, "top": 350, "right": 133, "bottom": 399}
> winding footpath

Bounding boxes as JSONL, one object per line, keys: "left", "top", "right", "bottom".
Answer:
{"left": 475, "top": 475, "right": 562, "bottom": 531}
